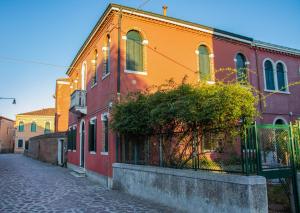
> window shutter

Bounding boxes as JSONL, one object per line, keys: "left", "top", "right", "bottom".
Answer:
{"left": 67, "top": 130, "right": 72, "bottom": 150}
{"left": 73, "top": 127, "right": 77, "bottom": 150}
{"left": 94, "top": 120, "right": 97, "bottom": 152}
{"left": 126, "top": 31, "right": 143, "bottom": 71}
{"left": 104, "top": 119, "right": 109, "bottom": 152}
{"left": 88, "top": 123, "right": 92, "bottom": 151}
{"left": 236, "top": 53, "right": 247, "bottom": 82}
{"left": 198, "top": 45, "right": 211, "bottom": 81}
{"left": 265, "top": 61, "right": 275, "bottom": 90}
{"left": 277, "top": 63, "right": 286, "bottom": 91}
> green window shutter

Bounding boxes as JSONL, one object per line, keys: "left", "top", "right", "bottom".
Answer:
{"left": 198, "top": 45, "right": 211, "bottom": 81}
{"left": 73, "top": 127, "right": 77, "bottom": 150}
{"left": 264, "top": 60, "right": 275, "bottom": 90}
{"left": 126, "top": 30, "right": 143, "bottom": 71}
{"left": 236, "top": 53, "right": 247, "bottom": 83}
{"left": 19, "top": 122, "right": 24, "bottom": 132}
{"left": 31, "top": 122, "right": 36, "bottom": 132}
{"left": 88, "top": 123, "right": 92, "bottom": 151}
{"left": 104, "top": 118, "right": 109, "bottom": 152}
{"left": 276, "top": 63, "right": 286, "bottom": 91}
{"left": 67, "top": 130, "right": 72, "bottom": 150}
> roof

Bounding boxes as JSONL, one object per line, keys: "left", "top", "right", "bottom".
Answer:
{"left": 18, "top": 108, "right": 56, "bottom": 117}
{"left": 66, "top": 3, "right": 300, "bottom": 75}
{"left": 0, "top": 116, "right": 14, "bottom": 122}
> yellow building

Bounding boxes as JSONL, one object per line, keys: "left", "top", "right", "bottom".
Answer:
{"left": 14, "top": 108, "right": 55, "bottom": 153}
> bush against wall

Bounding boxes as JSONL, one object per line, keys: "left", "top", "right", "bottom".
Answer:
{"left": 111, "top": 80, "right": 258, "bottom": 169}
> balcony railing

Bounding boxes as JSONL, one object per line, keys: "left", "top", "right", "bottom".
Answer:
{"left": 70, "top": 90, "right": 87, "bottom": 115}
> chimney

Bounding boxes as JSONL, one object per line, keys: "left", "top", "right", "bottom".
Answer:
{"left": 162, "top": 5, "right": 168, "bottom": 16}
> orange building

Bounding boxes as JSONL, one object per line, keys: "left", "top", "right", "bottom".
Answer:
{"left": 65, "top": 3, "right": 300, "bottom": 186}
{"left": 54, "top": 78, "right": 71, "bottom": 132}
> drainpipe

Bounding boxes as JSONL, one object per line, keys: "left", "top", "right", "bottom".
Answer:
{"left": 254, "top": 47, "right": 264, "bottom": 123}
{"left": 116, "top": 9, "right": 122, "bottom": 162}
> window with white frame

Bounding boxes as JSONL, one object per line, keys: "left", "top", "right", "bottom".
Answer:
{"left": 235, "top": 53, "right": 247, "bottom": 83}
{"left": 101, "top": 113, "right": 109, "bottom": 153}
{"left": 126, "top": 30, "right": 144, "bottom": 72}
{"left": 89, "top": 118, "right": 97, "bottom": 152}
{"left": 103, "top": 34, "right": 110, "bottom": 77}
{"left": 263, "top": 59, "right": 288, "bottom": 92}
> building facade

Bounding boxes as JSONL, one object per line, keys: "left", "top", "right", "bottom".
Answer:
{"left": 0, "top": 116, "right": 15, "bottom": 153}
{"left": 54, "top": 78, "right": 71, "bottom": 132}
{"left": 66, "top": 4, "right": 300, "bottom": 185}
{"left": 14, "top": 108, "right": 55, "bottom": 153}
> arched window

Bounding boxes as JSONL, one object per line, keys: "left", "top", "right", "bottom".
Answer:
{"left": 276, "top": 62, "right": 287, "bottom": 91}
{"left": 198, "top": 45, "right": 211, "bottom": 81}
{"left": 44, "top": 121, "right": 51, "bottom": 133}
{"left": 18, "top": 121, "right": 24, "bottom": 132}
{"left": 81, "top": 62, "right": 87, "bottom": 90}
{"left": 275, "top": 119, "right": 286, "bottom": 125}
{"left": 103, "top": 34, "right": 110, "bottom": 76}
{"left": 264, "top": 60, "right": 275, "bottom": 90}
{"left": 92, "top": 49, "right": 98, "bottom": 85}
{"left": 31, "top": 122, "right": 37, "bottom": 132}
{"left": 236, "top": 53, "right": 247, "bottom": 83}
{"left": 126, "top": 30, "right": 143, "bottom": 72}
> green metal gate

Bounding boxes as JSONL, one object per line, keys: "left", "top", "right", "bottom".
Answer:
{"left": 243, "top": 122, "right": 300, "bottom": 212}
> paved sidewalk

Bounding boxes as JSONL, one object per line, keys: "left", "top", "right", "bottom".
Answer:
{"left": 0, "top": 154, "right": 179, "bottom": 213}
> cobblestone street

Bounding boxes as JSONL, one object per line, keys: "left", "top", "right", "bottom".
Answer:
{"left": 0, "top": 154, "right": 178, "bottom": 213}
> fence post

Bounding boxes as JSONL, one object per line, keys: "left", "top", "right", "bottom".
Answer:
{"left": 254, "top": 122, "right": 261, "bottom": 174}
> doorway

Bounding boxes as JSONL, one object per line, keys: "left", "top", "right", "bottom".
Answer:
{"left": 80, "top": 120, "right": 85, "bottom": 168}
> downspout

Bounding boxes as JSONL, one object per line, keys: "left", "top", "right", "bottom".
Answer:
{"left": 116, "top": 9, "right": 122, "bottom": 163}
{"left": 254, "top": 46, "right": 264, "bottom": 123}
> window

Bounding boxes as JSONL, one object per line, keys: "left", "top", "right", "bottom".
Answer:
{"left": 44, "top": 121, "right": 50, "bottom": 133}
{"left": 18, "top": 121, "right": 24, "bottom": 132}
{"left": 126, "top": 30, "right": 143, "bottom": 72}
{"left": 264, "top": 59, "right": 289, "bottom": 92}
{"left": 103, "top": 34, "right": 110, "bottom": 77}
{"left": 17, "top": 139, "right": 23, "bottom": 148}
{"left": 198, "top": 45, "right": 211, "bottom": 81}
{"left": 236, "top": 53, "right": 247, "bottom": 82}
{"left": 276, "top": 62, "right": 287, "bottom": 91}
{"left": 264, "top": 60, "right": 275, "bottom": 90}
{"left": 89, "top": 118, "right": 97, "bottom": 152}
{"left": 67, "top": 126, "right": 77, "bottom": 150}
{"left": 81, "top": 62, "right": 87, "bottom": 90}
{"left": 275, "top": 118, "right": 286, "bottom": 125}
{"left": 92, "top": 49, "right": 98, "bottom": 86}
{"left": 102, "top": 114, "right": 109, "bottom": 153}
{"left": 31, "top": 121, "right": 36, "bottom": 132}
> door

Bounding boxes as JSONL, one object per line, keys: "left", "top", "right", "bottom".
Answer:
{"left": 80, "top": 122, "right": 85, "bottom": 167}
{"left": 57, "top": 139, "right": 63, "bottom": 166}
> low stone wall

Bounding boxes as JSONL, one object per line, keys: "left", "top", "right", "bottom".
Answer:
{"left": 113, "top": 163, "right": 268, "bottom": 213}
{"left": 25, "top": 132, "right": 67, "bottom": 165}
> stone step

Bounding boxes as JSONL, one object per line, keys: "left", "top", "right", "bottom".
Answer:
{"left": 70, "top": 171, "right": 86, "bottom": 178}
{"left": 70, "top": 167, "right": 86, "bottom": 178}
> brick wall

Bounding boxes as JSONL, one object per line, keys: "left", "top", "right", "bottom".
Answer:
{"left": 25, "top": 132, "right": 67, "bottom": 165}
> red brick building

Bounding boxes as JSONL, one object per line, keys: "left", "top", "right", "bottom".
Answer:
{"left": 66, "top": 4, "right": 300, "bottom": 185}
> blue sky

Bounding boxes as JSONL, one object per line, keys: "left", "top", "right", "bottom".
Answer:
{"left": 0, "top": 0, "right": 299, "bottom": 120}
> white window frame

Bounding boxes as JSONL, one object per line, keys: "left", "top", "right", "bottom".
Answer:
{"left": 123, "top": 32, "right": 148, "bottom": 75}
{"left": 101, "top": 112, "right": 109, "bottom": 155}
{"left": 81, "top": 61, "right": 87, "bottom": 90}
{"left": 263, "top": 58, "right": 290, "bottom": 94}
{"left": 89, "top": 117, "right": 97, "bottom": 154}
